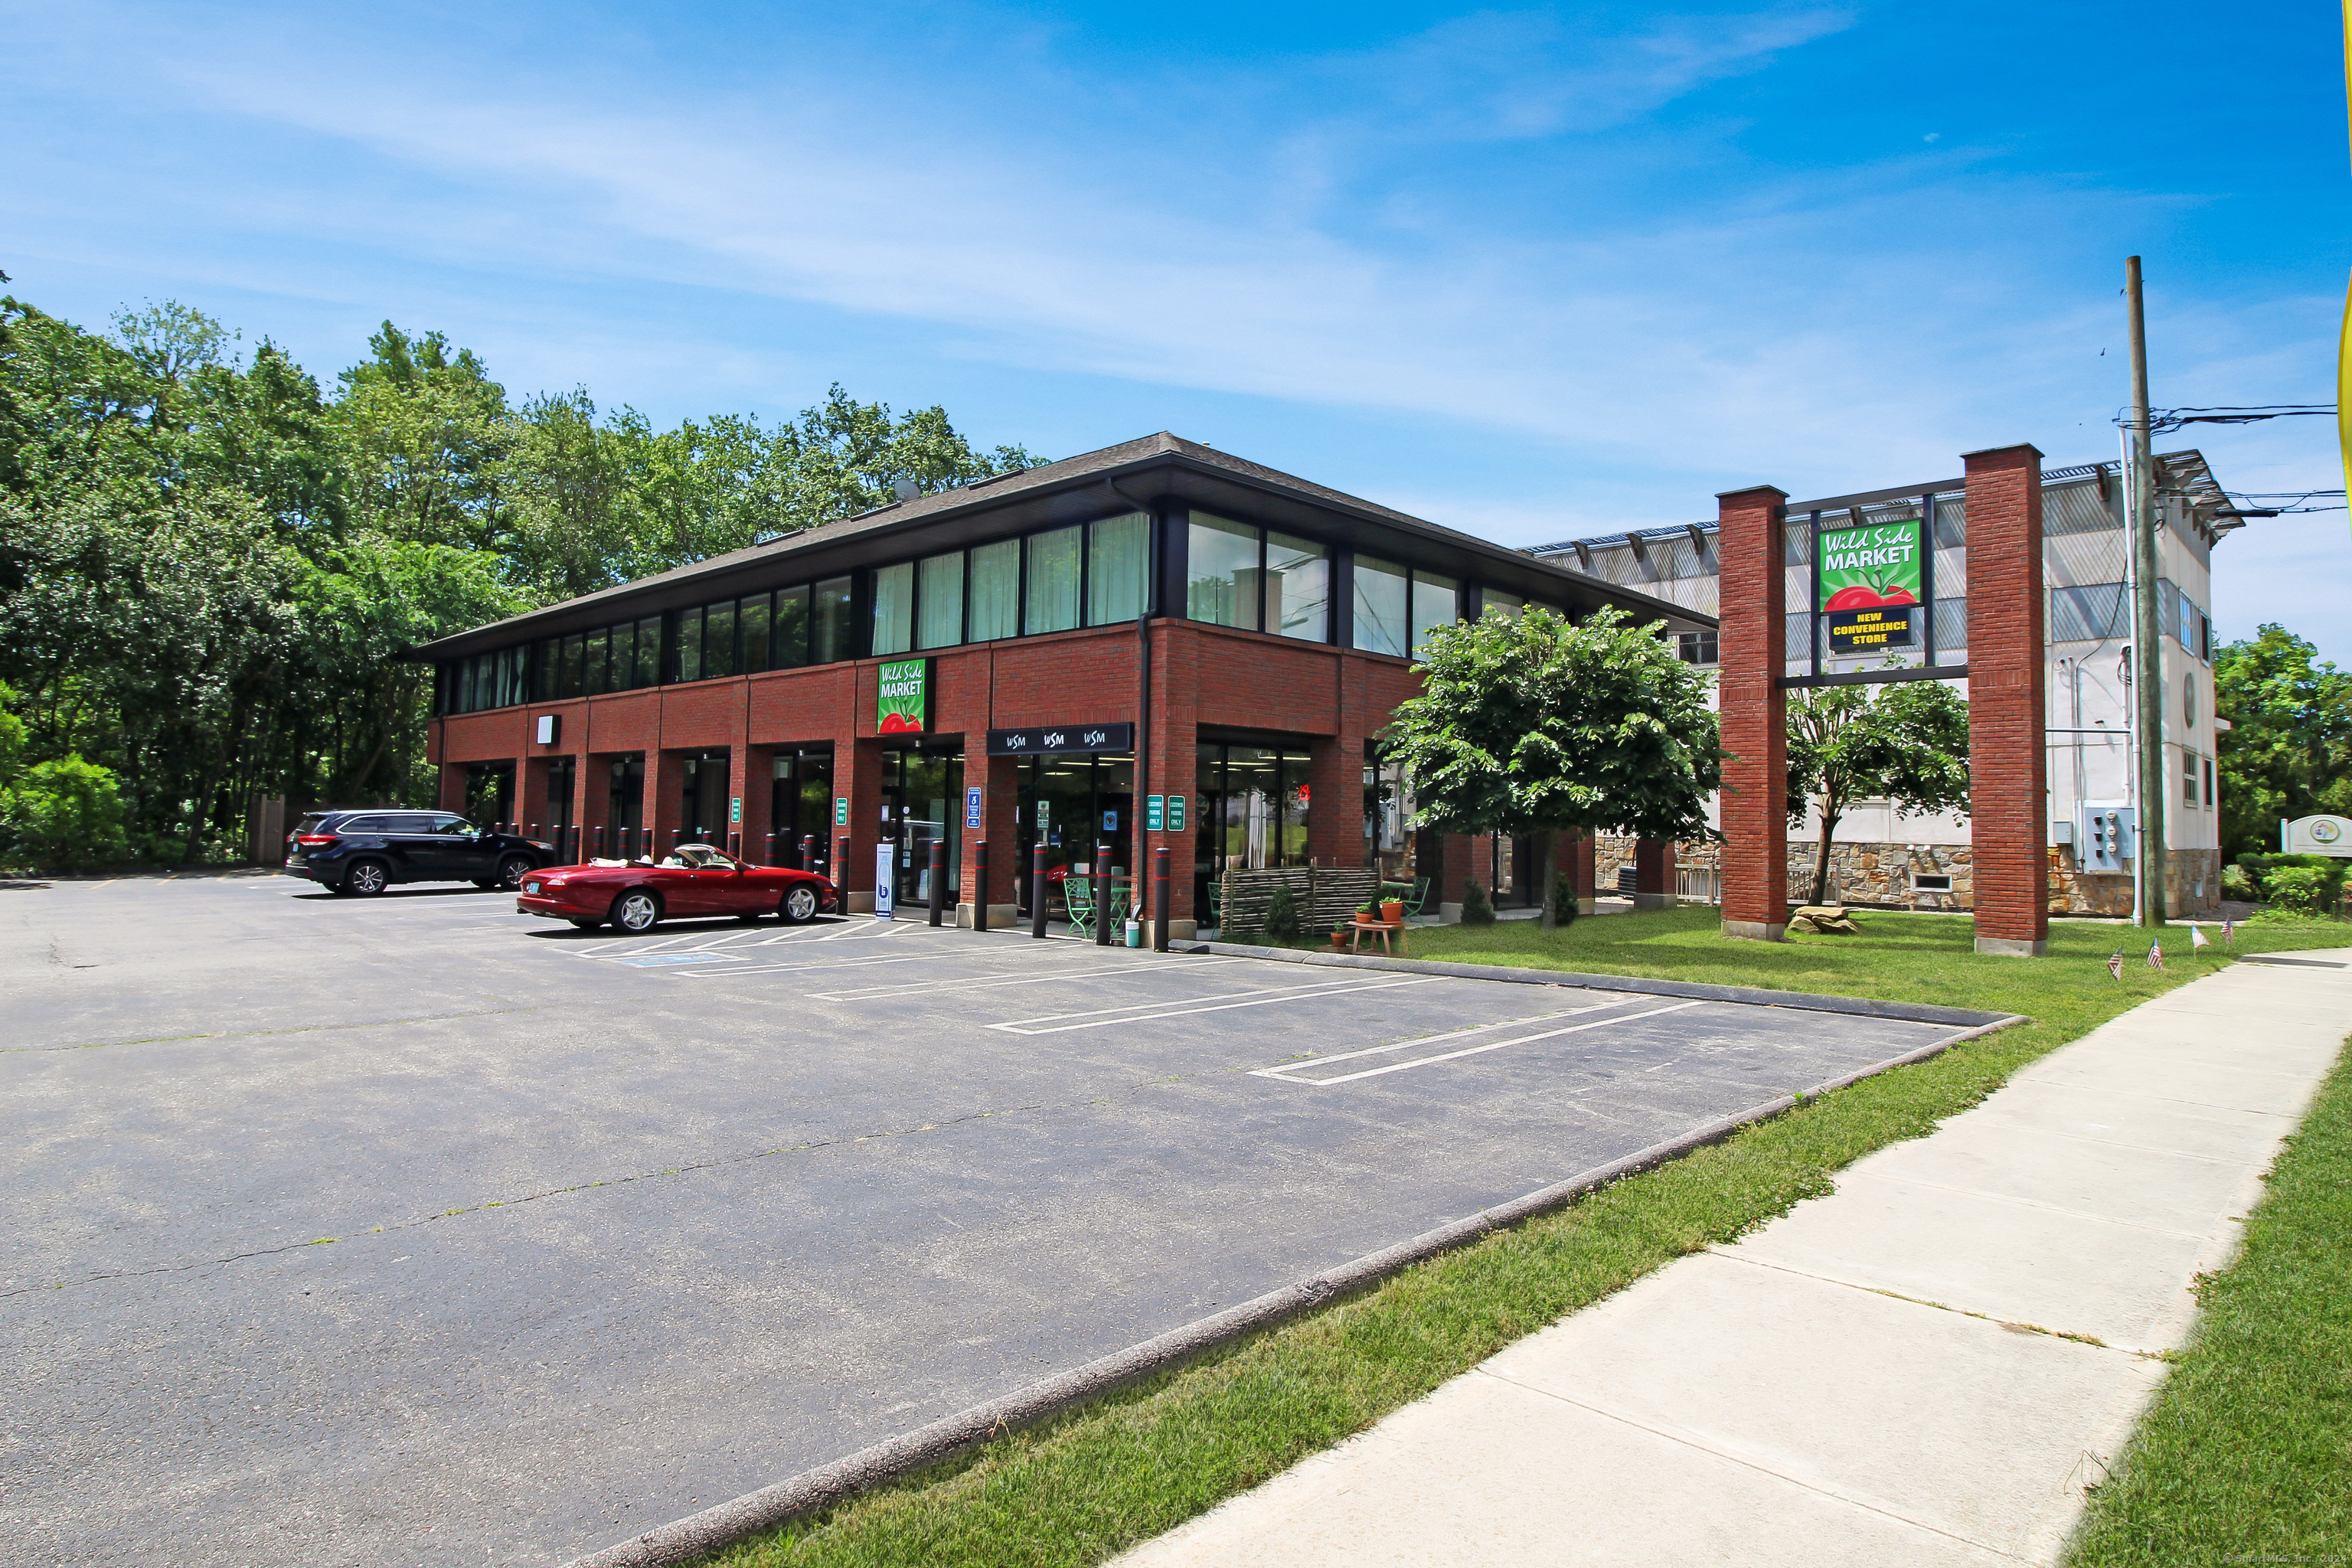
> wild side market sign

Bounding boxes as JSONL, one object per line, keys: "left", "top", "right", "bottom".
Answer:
{"left": 877, "top": 659, "right": 929, "bottom": 733}
{"left": 986, "top": 723, "right": 1134, "bottom": 756}
{"left": 1819, "top": 516, "right": 1923, "bottom": 655}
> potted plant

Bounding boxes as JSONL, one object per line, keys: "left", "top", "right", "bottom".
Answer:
{"left": 1380, "top": 895, "right": 1405, "bottom": 923}
{"left": 1328, "top": 925, "right": 1348, "bottom": 949}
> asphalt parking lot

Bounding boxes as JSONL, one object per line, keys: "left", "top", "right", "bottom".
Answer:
{"left": 4, "top": 872, "right": 1978, "bottom": 1566}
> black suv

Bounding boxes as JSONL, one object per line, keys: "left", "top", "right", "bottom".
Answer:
{"left": 284, "top": 811, "right": 556, "bottom": 896}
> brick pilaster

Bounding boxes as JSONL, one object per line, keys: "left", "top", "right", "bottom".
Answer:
{"left": 1717, "top": 485, "right": 1789, "bottom": 939}
{"left": 961, "top": 753, "right": 1020, "bottom": 927}
{"left": 1633, "top": 838, "right": 1677, "bottom": 910}
{"left": 1565, "top": 831, "right": 1597, "bottom": 915}
{"left": 1964, "top": 444, "right": 2049, "bottom": 956}
{"left": 1142, "top": 619, "right": 1200, "bottom": 932}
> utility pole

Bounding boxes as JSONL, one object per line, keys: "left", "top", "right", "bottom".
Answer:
{"left": 2125, "top": 256, "right": 2168, "bottom": 926}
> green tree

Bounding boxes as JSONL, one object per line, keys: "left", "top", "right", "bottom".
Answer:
{"left": 332, "top": 322, "right": 510, "bottom": 548}
{"left": 2215, "top": 625, "right": 2352, "bottom": 860}
{"left": 1784, "top": 679, "right": 1971, "bottom": 906}
{"left": 1383, "top": 606, "right": 1721, "bottom": 931}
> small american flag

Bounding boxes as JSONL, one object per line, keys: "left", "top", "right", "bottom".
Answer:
{"left": 2107, "top": 949, "right": 2125, "bottom": 981}
{"left": 2190, "top": 924, "right": 2210, "bottom": 950}
{"left": 2148, "top": 939, "right": 2164, "bottom": 970}
{"left": 2223, "top": 919, "right": 2234, "bottom": 947}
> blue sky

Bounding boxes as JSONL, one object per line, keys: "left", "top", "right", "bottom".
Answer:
{"left": 5, "top": 0, "right": 2347, "bottom": 656}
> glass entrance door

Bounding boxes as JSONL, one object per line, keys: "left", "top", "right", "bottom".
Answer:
{"left": 1194, "top": 743, "right": 1313, "bottom": 918}
{"left": 608, "top": 756, "right": 644, "bottom": 857}
{"left": 680, "top": 752, "right": 730, "bottom": 844}
{"left": 771, "top": 749, "right": 833, "bottom": 870}
{"left": 883, "top": 746, "right": 963, "bottom": 907}
{"left": 1013, "top": 753, "right": 1134, "bottom": 917}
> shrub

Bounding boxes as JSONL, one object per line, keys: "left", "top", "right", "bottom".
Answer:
{"left": 2262, "top": 864, "right": 2336, "bottom": 916}
{"left": 1263, "top": 881, "right": 1301, "bottom": 940}
{"left": 1551, "top": 873, "right": 1579, "bottom": 926}
{"left": 1460, "top": 880, "right": 1494, "bottom": 926}
{"left": 2222, "top": 862, "right": 2252, "bottom": 898}
{"left": 0, "top": 755, "right": 132, "bottom": 874}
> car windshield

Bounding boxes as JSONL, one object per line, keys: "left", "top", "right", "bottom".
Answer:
{"left": 668, "top": 844, "right": 739, "bottom": 871}
{"left": 433, "top": 818, "right": 476, "bottom": 836}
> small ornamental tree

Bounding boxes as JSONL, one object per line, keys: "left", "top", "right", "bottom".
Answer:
{"left": 1384, "top": 606, "right": 1722, "bottom": 931}
{"left": 1784, "top": 679, "right": 1971, "bottom": 906}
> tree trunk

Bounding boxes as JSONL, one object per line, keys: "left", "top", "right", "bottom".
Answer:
{"left": 1536, "top": 828, "right": 1557, "bottom": 931}
{"left": 1811, "top": 806, "right": 1841, "bottom": 906}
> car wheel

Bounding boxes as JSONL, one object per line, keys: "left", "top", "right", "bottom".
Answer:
{"left": 345, "top": 859, "right": 390, "bottom": 897}
{"left": 780, "top": 884, "right": 819, "bottom": 924}
{"left": 496, "top": 854, "right": 534, "bottom": 890}
{"left": 612, "top": 889, "right": 662, "bottom": 934}
{"left": 569, "top": 919, "right": 602, "bottom": 931}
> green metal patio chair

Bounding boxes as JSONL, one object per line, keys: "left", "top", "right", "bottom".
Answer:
{"left": 1065, "top": 875, "right": 1099, "bottom": 939}
{"left": 1382, "top": 877, "right": 1431, "bottom": 917}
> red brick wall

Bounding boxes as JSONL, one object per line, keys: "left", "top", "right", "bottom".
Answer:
{"left": 1963, "top": 445, "right": 2049, "bottom": 949}
{"left": 1717, "top": 485, "right": 1789, "bottom": 935}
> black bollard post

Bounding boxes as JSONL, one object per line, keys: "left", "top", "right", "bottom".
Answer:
{"left": 928, "top": 841, "right": 947, "bottom": 928}
{"left": 1152, "top": 844, "right": 1171, "bottom": 952}
{"left": 1094, "top": 841, "right": 1114, "bottom": 946}
{"left": 799, "top": 834, "right": 815, "bottom": 872}
{"left": 973, "top": 841, "right": 990, "bottom": 932}
{"left": 1031, "top": 844, "right": 1049, "bottom": 939}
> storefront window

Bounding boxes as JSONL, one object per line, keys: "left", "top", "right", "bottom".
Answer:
{"left": 873, "top": 561, "right": 915, "bottom": 655}
{"left": 918, "top": 551, "right": 964, "bottom": 650}
{"left": 1014, "top": 751, "right": 1133, "bottom": 916}
{"left": 1267, "top": 533, "right": 1328, "bottom": 642}
{"left": 1194, "top": 742, "right": 1315, "bottom": 914}
{"left": 1187, "top": 512, "right": 1260, "bottom": 630}
{"left": 1410, "top": 570, "right": 1458, "bottom": 658}
{"left": 1353, "top": 556, "right": 1410, "bottom": 658}
{"left": 812, "top": 576, "right": 854, "bottom": 663}
{"left": 1025, "top": 526, "right": 1081, "bottom": 635}
{"left": 1087, "top": 512, "right": 1149, "bottom": 626}
{"left": 969, "top": 539, "right": 1019, "bottom": 640}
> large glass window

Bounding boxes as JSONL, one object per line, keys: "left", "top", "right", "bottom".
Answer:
{"left": 704, "top": 600, "right": 737, "bottom": 679}
{"left": 1266, "top": 532, "right": 1328, "bottom": 642}
{"left": 918, "top": 551, "right": 964, "bottom": 650}
{"left": 740, "top": 593, "right": 772, "bottom": 674}
{"left": 1410, "top": 570, "right": 1458, "bottom": 657}
{"left": 1087, "top": 512, "right": 1149, "bottom": 626}
{"left": 534, "top": 640, "right": 558, "bottom": 704}
{"left": 632, "top": 616, "right": 662, "bottom": 688}
{"left": 773, "top": 586, "right": 810, "bottom": 668}
{"left": 560, "top": 633, "right": 585, "bottom": 697}
{"left": 1187, "top": 512, "right": 1260, "bottom": 630}
{"left": 813, "top": 576, "right": 854, "bottom": 663}
{"left": 673, "top": 609, "right": 702, "bottom": 684}
{"left": 969, "top": 538, "right": 1019, "bottom": 641}
{"left": 583, "top": 629, "right": 611, "bottom": 696}
{"left": 1025, "top": 526, "right": 1081, "bottom": 635}
{"left": 873, "top": 562, "right": 915, "bottom": 656}
{"left": 1353, "top": 555, "right": 1410, "bottom": 657}
{"left": 1481, "top": 588, "right": 1524, "bottom": 620}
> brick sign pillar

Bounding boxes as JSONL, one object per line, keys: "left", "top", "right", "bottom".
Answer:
{"left": 1717, "top": 485, "right": 1789, "bottom": 940}
{"left": 962, "top": 753, "right": 1020, "bottom": 928}
{"left": 1632, "top": 838, "right": 1677, "bottom": 910}
{"left": 1963, "top": 445, "right": 2049, "bottom": 956}
{"left": 1563, "top": 831, "right": 1596, "bottom": 916}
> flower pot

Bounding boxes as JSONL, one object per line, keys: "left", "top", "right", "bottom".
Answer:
{"left": 1328, "top": 929, "right": 1348, "bottom": 949}
{"left": 1380, "top": 900, "right": 1405, "bottom": 923}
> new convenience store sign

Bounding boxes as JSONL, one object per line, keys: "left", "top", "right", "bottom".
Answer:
{"left": 1819, "top": 518, "right": 1921, "bottom": 655}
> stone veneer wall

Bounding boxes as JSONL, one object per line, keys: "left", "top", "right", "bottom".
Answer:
{"left": 1596, "top": 835, "right": 2221, "bottom": 917}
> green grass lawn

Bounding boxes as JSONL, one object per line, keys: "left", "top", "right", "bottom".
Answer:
{"left": 693, "top": 910, "right": 2352, "bottom": 1568}
{"left": 2065, "top": 1035, "right": 2352, "bottom": 1565}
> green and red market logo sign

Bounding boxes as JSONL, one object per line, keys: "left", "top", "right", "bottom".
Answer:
{"left": 1819, "top": 516, "right": 1921, "bottom": 655}
{"left": 877, "top": 658, "right": 929, "bottom": 733}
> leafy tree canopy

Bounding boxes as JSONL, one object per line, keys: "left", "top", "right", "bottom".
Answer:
{"left": 2216, "top": 624, "right": 2352, "bottom": 859}
{"left": 1383, "top": 606, "right": 1721, "bottom": 928}
{"left": 1784, "top": 678, "right": 1970, "bottom": 905}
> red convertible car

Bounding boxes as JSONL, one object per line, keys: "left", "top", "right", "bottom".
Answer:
{"left": 515, "top": 844, "right": 838, "bottom": 934}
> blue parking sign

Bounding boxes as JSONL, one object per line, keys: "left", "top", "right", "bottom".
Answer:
{"left": 965, "top": 786, "right": 982, "bottom": 828}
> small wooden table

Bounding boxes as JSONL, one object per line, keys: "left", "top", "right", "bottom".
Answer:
{"left": 1349, "top": 916, "right": 1407, "bottom": 955}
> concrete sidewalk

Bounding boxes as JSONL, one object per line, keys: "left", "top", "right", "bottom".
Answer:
{"left": 1116, "top": 952, "right": 2352, "bottom": 1568}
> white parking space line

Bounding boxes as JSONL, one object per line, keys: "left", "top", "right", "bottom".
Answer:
{"left": 1254, "top": 999, "right": 1710, "bottom": 1086}
{"left": 806, "top": 956, "right": 1246, "bottom": 1003}
{"left": 990, "top": 975, "right": 1441, "bottom": 1034}
{"left": 677, "top": 952, "right": 939, "bottom": 980}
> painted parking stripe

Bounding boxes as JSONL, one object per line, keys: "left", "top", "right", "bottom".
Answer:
{"left": 808, "top": 956, "right": 1246, "bottom": 1003}
{"left": 1248, "top": 999, "right": 1644, "bottom": 1075}
{"left": 676, "top": 952, "right": 939, "bottom": 980}
{"left": 990, "top": 975, "right": 1440, "bottom": 1035}
{"left": 1256, "top": 1000, "right": 1710, "bottom": 1086}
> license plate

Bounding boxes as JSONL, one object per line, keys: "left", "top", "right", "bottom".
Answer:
{"left": 524, "top": 882, "right": 540, "bottom": 895}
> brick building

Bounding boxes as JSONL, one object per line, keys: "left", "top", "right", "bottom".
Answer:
{"left": 419, "top": 433, "right": 1709, "bottom": 935}
{"left": 1539, "top": 450, "right": 2239, "bottom": 916}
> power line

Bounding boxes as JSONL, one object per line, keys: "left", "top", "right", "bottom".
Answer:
{"left": 2115, "top": 403, "right": 2337, "bottom": 435}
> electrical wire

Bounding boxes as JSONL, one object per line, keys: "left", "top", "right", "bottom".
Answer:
{"left": 2114, "top": 403, "right": 2338, "bottom": 435}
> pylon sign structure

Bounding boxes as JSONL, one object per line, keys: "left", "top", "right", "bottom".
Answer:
{"left": 1716, "top": 445, "right": 2048, "bottom": 956}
